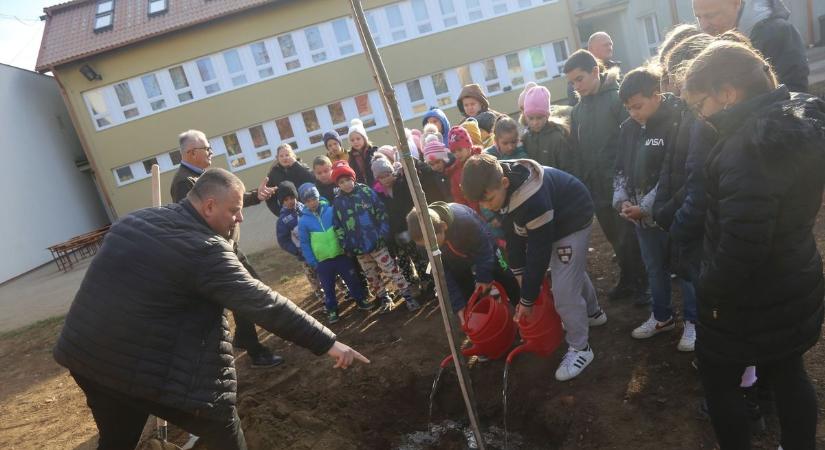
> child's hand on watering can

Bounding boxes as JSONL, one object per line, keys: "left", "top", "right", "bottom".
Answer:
{"left": 513, "top": 304, "right": 533, "bottom": 322}
{"left": 457, "top": 307, "right": 466, "bottom": 326}
{"left": 475, "top": 282, "right": 492, "bottom": 294}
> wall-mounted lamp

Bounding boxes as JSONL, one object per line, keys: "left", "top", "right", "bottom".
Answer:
{"left": 79, "top": 64, "right": 102, "bottom": 81}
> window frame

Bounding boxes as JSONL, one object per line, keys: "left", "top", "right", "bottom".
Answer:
{"left": 641, "top": 14, "right": 662, "bottom": 57}
{"left": 148, "top": 0, "right": 168, "bottom": 17}
{"left": 93, "top": 0, "right": 114, "bottom": 32}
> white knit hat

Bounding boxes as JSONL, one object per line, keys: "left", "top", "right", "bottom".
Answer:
{"left": 348, "top": 118, "right": 368, "bottom": 142}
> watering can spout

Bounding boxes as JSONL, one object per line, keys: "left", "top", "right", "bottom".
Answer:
{"left": 440, "top": 355, "right": 454, "bottom": 369}
{"left": 505, "top": 343, "right": 531, "bottom": 365}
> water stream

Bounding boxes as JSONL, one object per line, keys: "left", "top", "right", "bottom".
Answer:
{"left": 428, "top": 366, "right": 445, "bottom": 431}
{"left": 502, "top": 363, "right": 511, "bottom": 449}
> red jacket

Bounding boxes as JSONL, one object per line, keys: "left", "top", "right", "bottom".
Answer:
{"left": 445, "top": 147, "right": 482, "bottom": 211}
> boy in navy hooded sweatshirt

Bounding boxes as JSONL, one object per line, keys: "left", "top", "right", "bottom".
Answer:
{"left": 463, "top": 155, "right": 606, "bottom": 381}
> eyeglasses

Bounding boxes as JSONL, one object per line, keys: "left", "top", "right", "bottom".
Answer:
{"left": 190, "top": 146, "right": 213, "bottom": 153}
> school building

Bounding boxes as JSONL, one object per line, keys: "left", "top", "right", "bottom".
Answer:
{"left": 36, "top": 0, "right": 580, "bottom": 219}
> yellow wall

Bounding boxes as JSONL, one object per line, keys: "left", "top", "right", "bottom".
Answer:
{"left": 54, "top": 0, "right": 575, "bottom": 216}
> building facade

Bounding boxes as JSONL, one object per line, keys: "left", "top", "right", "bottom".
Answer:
{"left": 37, "top": 0, "right": 579, "bottom": 219}
{"left": 0, "top": 63, "right": 109, "bottom": 283}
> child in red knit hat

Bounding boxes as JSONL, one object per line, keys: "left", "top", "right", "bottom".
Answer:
{"left": 446, "top": 126, "right": 481, "bottom": 210}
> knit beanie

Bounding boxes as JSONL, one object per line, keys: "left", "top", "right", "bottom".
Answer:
{"left": 376, "top": 145, "right": 397, "bottom": 163}
{"left": 523, "top": 85, "right": 551, "bottom": 117}
{"left": 456, "top": 83, "right": 490, "bottom": 116}
{"left": 518, "top": 82, "right": 538, "bottom": 110}
{"left": 423, "top": 139, "right": 450, "bottom": 163}
{"left": 475, "top": 111, "right": 497, "bottom": 133}
{"left": 447, "top": 126, "right": 473, "bottom": 152}
{"left": 460, "top": 119, "right": 483, "bottom": 146}
{"left": 323, "top": 130, "right": 341, "bottom": 147}
{"left": 298, "top": 182, "right": 319, "bottom": 202}
{"left": 276, "top": 180, "right": 298, "bottom": 204}
{"left": 331, "top": 160, "right": 357, "bottom": 182}
{"left": 348, "top": 118, "right": 368, "bottom": 142}
{"left": 371, "top": 154, "right": 395, "bottom": 179}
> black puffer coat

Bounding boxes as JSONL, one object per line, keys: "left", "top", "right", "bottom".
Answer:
{"left": 697, "top": 86, "right": 825, "bottom": 364}
{"left": 53, "top": 201, "right": 335, "bottom": 420}
{"left": 265, "top": 161, "right": 315, "bottom": 215}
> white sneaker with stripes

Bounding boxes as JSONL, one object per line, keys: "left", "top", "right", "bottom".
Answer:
{"left": 555, "top": 345, "right": 595, "bottom": 381}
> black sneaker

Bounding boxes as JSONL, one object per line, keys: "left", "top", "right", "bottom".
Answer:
{"left": 633, "top": 289, "right": 653, "bottom": 307}
{"left": 328, "top": 310, "right": 340, "bottom": 324}
{"left": 357, "top": 299, "right": 377, "bottom": 311}
{"left": 249, "top": 351, "right": 284, "bottom": 369}
{"left": 404, "top": 296, "right": 421, "bottom": 312}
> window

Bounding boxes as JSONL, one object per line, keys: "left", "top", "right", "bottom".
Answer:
{"left": 355, "top": 94, "right": 376, "bottom": 128}
{"left": 366, "top": 12, "right": 382, "bottom": 46}
{"left": 222, "top": 50, "right": 247, "bottom": 86}
{"left": 411, "top": 0, "right": 432, "bottom": 34}
{"left": 304, "top": 26, "right": 327, "bottom": 63}
{"left": 86, "top": 90, "right": 112, "bottom": 127}
{"left": 250, "top": 42, "right": 274, "bottom": 78}
{"left": 431, "top": 72, "right": 451, "bottom": 107}
{"left": 465, "top": 0, "right": 483, "bottom": 21}
{"left": 456, "top": 65, "right": 473, "bottom": 86}
{"left": 406, "top": 79, "right": 428, "bottom": 114}
{"left": 114, "top": 82, "right": 139, "bottom": 119}
{"left": 518, "top": 0, "right": 532, "bottom": 7}
{"left": 278, "top": 34, "right": 301, "bottom": 70}
{"left": 275, "top": 117, "right": 298, "bottom": 150}
{"left": 492, "top": 0, "right": 508, "bottom": 14}
{"left": 552, "top": 40, "right": 569, "bottom": 75}
{"left": 142, "top": 157, "right": 159, "bottom": 174}
{"left": 223, "top": 133, "right": 246, "bottom": 168}
{"left": 302, "top": 109, "right": 324, "bottom": 144}
{"left": 483, "top": 58, "right": 501, "bottom": 93}
{"left": 528, "top": 46, "right": 549, "bottom": 80}
{"left": 385, "top": 5, "right": 406, "bottom": 41}
{"left": 141, "top": 74, "right": 166, "bottom": 111}
{"left": 642, "top": 14, "right": 661, "bottom": 57}
{"left": 328, "top": 101, "right": 349, "bottom": 136}
{"left": 332, "top": 19, "right": 354, "bottom": 56}
{"left": 506, "top": 53, "right": 524, "bottom": 87}
{"left": 168, "top": 66, "right": 193, "bottom": 102}
{"left": 94, "top": 0, "right": 114, "bottom": 31}
{"left": 439, "top": 0, "right": 457, "bottom": 27}
{"left": 116, "top": 166, "right": 133, "bottom": 183}
{"left": 196, "top": 58, "right": 220, "bottom": 94}
{"left": 249, "top": 125, "right": 272, "bottom": 160}
{"left": 168, "top": 150, "right": 182, "bottom": 166}
{"left": 148, "top": 0, "right": 167, "bottom": 16}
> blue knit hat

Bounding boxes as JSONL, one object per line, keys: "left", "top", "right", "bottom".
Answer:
{"left": 298, "top": 182, "right": 320, "bottom": 202}
{"left": 322, "top": 130, "right": 341, "bottom": 147}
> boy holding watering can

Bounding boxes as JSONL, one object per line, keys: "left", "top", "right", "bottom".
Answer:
{"left": 462, "top": 155, "right": 606, "bottom": 381}
{"left": 406, "top": 202, "right": 520, "bottom": 322}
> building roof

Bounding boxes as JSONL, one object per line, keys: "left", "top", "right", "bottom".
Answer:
{"left": 36, "top": 0, "right": 279, "bottom": 72}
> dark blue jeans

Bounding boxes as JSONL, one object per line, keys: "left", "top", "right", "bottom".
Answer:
{"left": 316, "top": 255, "right": 366, "bottom": 311}
{"left": 635, "top": 225, "right": 697, "bottom": 322}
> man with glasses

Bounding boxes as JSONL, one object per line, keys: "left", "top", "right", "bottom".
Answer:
{"left": 171, "top": 129, "right": 282, "bottom": 368}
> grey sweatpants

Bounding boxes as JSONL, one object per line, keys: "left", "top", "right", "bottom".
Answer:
{"left": 550, "top": 223, "right": 600, "bottom": 350}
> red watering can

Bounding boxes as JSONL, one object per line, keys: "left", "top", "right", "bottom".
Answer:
{"left": 440, "top": 281, "right": 517, "bottom": 368}
{"left": 506, "top": 278, "right": 564, "bottom": 364}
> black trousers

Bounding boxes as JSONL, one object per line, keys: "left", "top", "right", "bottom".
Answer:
{"left": 698, "top": 353, "right": 818, "bottom": 450}
{"left": 233, "top": 251, "right": 267, "bottom": 356}
{"left": 72, "top": 373, "right": 247, "bottom": 450}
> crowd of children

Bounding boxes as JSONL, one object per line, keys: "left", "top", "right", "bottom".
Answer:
{"left": 264, "top": 24, "right": 825, "bottom": 449}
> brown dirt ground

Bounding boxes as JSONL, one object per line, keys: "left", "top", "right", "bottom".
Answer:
{"left": 2, "top": 208, "right": 825, "bottom": 450}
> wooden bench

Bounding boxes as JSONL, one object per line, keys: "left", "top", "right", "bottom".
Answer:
{"left": 47, "top": 225, "right": 111, "bottom": 272}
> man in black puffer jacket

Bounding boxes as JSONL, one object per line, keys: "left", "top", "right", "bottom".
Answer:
{"left": 54, "top": 169, "right": 367, "bottom": 450}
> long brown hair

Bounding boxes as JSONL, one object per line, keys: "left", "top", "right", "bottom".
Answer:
{"left": 683, "top": 41, "right": 777, "bottom": 101}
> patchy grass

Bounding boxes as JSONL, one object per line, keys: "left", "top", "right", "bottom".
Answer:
{"left": 0, "top": 315, "right": 64, "bottom": 339}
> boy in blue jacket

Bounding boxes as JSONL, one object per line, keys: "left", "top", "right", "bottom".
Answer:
{"left": 406, "top": 202, "right": 520, "bottom": 320}
{"left": 297, "top": 183, "right": 373, "bottom": 324}
{"left": 331, "top": 161, "right": 420, "bottom": 313}
{"left": 462, "top": 155, "right": 606, "bottom": 381}
{"left": 275, "top": 181, "right": 324, "bottom": 303}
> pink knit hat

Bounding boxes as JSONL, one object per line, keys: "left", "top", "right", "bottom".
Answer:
{"left": 518, "top": 82, "right": 538, "bottom": 110}
{"left": 423, "top": 138, "right": 450, "bottom": 162}
{"left": 447, "top": 126, "right": 473, "bottom": 152}
{"left": 523, "top": 85, "right": 551, "bottom": 117}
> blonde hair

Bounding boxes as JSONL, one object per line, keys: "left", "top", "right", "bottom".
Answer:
{"left": 683, "top": 41, "right": 777, "bottom": 100}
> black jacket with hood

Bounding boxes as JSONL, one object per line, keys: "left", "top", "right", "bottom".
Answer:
{"left": 738, "top": 0, "right": 809, "bottom": 93}
{"left": 697, "top": 86, "right": 825, "bottom": 364}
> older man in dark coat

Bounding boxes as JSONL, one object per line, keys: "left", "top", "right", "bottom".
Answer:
{"left": 171, "top": 129, "right": 282, "bottom": 368}
{"left": 54, "top": 169, "right": 367, "bottom": 450}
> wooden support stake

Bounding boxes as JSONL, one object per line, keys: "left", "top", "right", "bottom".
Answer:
{"left": 347, "top": 2, "right": 486, "bottom": 448}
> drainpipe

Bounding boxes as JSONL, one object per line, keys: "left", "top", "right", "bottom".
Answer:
{"left": 52, "top": 70, "right": 117, "bottom": 222}
{"left": 670, "top": 0, "right": 680, "bottom": 26}
{"left": 807, "top": 0, "right": 815, "bottom": 46}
